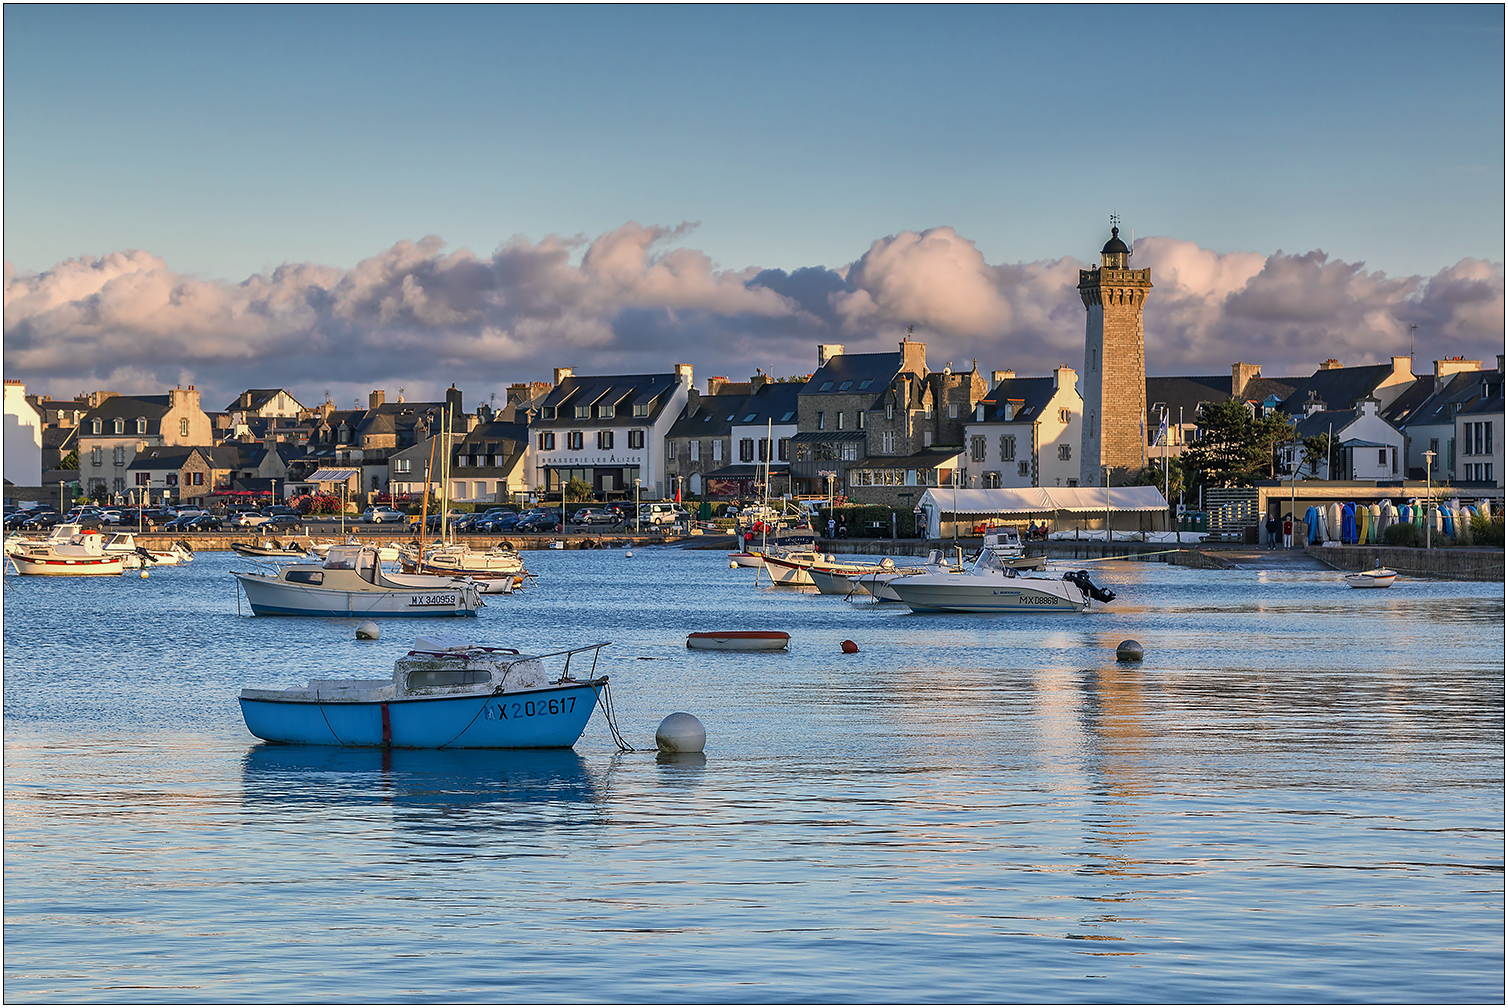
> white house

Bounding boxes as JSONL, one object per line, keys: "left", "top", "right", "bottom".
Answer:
{"left": 1285, "top": 398, "right": 1406, "bottom": 480}
{"left": 1454, "top": 364, "right": 1504, "bottom": 487}
{"left": 4, "top": 380, "right": 43, "bottom": 487}
{"left": 961, "top": 367, "right": 1082, "bottom": 488}
{"left": 531, "top": 365, "right": 693, "bottom": 500}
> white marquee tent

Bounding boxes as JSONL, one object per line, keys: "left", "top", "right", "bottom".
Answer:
{"left": 916, "top": 486, "right": 1170, "bottom": 536}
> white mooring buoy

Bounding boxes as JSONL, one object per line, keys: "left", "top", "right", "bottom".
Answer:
{"left": 729, "top": 560, "right": 738, "bottom": 568}
{"left": 1116, "top": 639, "right": 1144, "bottom": 662}
{"left": 655, "top": 712, "right": 706, "bottom": 754}
{"left": 356, "top": 621, "right": 380, "bottom": 641}
{"left": 625, "top": 550, "right": 633, "bottom": 558}
{"left": 139, "top": 570, "right": 149, "bottom": 579}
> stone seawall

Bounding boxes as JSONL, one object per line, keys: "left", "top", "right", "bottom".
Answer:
{"left": 819, "top": 538, "right": 1248, "bottom": 569}
{"left": 129, "top": 531, "right": 675, "bottom": 553}
{"left": 1306, "top": 544, "right": 1504, "bottom": 582}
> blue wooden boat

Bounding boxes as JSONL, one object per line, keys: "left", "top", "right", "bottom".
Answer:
{"left": 239, "top": 638, "right": 611, "bottom": 748}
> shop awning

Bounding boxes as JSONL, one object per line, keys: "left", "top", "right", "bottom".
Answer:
{"left": 307, "top": 468, "right": 361, "bottom": 482}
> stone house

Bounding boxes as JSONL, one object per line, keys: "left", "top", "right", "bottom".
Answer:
{"left": 665, "top": 378, "right": 800, "bottom": 499}
{"left": 961, "top": 366, "right": 1082, "bottom": 489}
{"left": 446, "top": 420, "right": 531, "bottom": 504}
{"left": 77, "top": 387, "right": 212, "bottom": 499}
{"left": 1454, "top": 362, "right": 1504, "bottom": 488}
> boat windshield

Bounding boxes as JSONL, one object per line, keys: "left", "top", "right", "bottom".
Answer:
{"left": 324, "top": 545, "right": 369, "bottom": 569}
{"left": 973, "top": 551, "right": 1018, "bottom": 576}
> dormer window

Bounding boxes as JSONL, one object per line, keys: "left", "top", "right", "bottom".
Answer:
{"left": 838, "top": 381, "right": 852, "bottom": 392}
{"left": 858, "top": 379, "right": 873, "bottom": 390}
{"left": 976, "top": 405, "right": 985, "bottom": 421}
{"left": 136, "top": 417, "right": 147, "bottom": 434}
{"left": 819, "top": 382, "right": 833, "bottom": 392}
{"left": 743, "top": 414, "right": 758, "bottom": 423}
{"left": 633, "top": 402, "right": 650, "bottom": 417}
{"left": 113, "top": 418, "right": 124, "bottom": 434}
{"left": 599, "top": 404, "right": 615, "bottom": 419}
{"left": 541, "top": 407, "right": 556, "bottom": 420}
{"left": 575, "top": 406, "right": 591, "bottom": 419}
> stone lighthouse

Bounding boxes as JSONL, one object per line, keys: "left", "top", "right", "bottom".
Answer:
{"left": 1078, "top": 225, "right": 1153, "bottom": 486}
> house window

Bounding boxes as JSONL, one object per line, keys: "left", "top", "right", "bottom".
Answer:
{"left": 840, "top": 443, "right": 858, "bottom": 461}
{"left": 923, "top": 431, "right": 932, "bottom": 447}
{"left": 778, "top": 439, "right": 789, "bottom": 461}
{"left": 971, "top": 436, "right": 986, "bottom": 462}
{"left": 113, "top": 446, "right": 126, "bottom": 466}
{"left": 667, "top": 440, "right": 677, "bottom": 461}
{"left": 136, "top": 417, "right": 147, "bottom": 434}
{"left": 1429, "top": 438, "right": 1440, "bottom": 470}
{"left": 113, "top": 478, "right": 125, "bottom": 492}
{"left": 1058, "top": 444, "right": 1072, "bottom": 461}
{"left": 628, "top": 429, "right": 644, "bottom": 450}
{"left": 538, "top": 432, "right": 555, "bottom": 451}
{"left": 857, "top": 410, "right": 865, "bottom": 429}
{"left": 456, "top": 455, "right": 468, "bottom": 467}
{"left": 1059, "top": 408, "right": 1071, "bottom": 423}
{"left": 454, "top": 482, "right": 468, "bottom": 499}
{"left": 691, "top": 441, "right": 700, "bottom": 461}
{"left": 1487, "top": 422, "right": 1494, "bottom": 455}
{"left": 91, "top": 418, "right": 102, "bottom": 434}
{"left": 1018, "top": 461, "right": 1030, "bottom": 477}
{"left": 924, "top": 405, "right": 933, "bottom": 420}
{"left": 92, "top": 447, "right": 103, "bottom": 467}
{"left": 113, "top": 418, "right": 124, "bottom": 434}
{"left": 816, "top": 411, "right": 825, "bottom": 431}
{"left": 540, "top": 407, "right": 556, "bottom": 420}
{"left": 598, "top": 431, "right": 614, "bottom": 450}
{"left": 575, "top": 406, "right": 591, "bottom": 419}
{"left": 837, "top": 412, "right": 845, "bottom": 430}
{"left": 568, "top": 431, "right": 584, "bottom": 450}
{"left": 396, "top": 459, "right": 411, "bottom": 473}
{"left": 758, "top": 438, "right": 771, "bottom": 462}
{"left": 1067, "top": 478, "right": 1078, "bottom": 487}
{"left": 166, "top": 473, "right": 178, "bottom": 486}
{"left": 1001, "top": 436, "right": 1015, "bottom": 461}
{"left": 180, "top": 418, "right": 190, "bottom": 436}
{"left": 948, "top": 404, "right": 958, "bottom": 419}
{"left": 600, "top": 404, "right": 615, "bottom": 419}
{"left": 740, "top": 439, "right": 755, "bottom": 462}
{"left": 192, "top": 471, "right": 204, "bottom": 486}
{"left": 712, "top": 440, "right": 722, "bottom": 461}
{"left": 886, "top": 403, "right": 894, "bottom": 420}
{"left": 1378, "top": 449, "right": 1388, "bottom": 467}
{"left": 975, "top": 405, "right": 985, "bottom": 421}
{"left": 633, "top": 403, "right": 649, "bottom": 417}
{"left": 135, "top": 473, "right": 149, "bottom": 486}
{"left": 983, "top": 471, "right": 1000, "bottom": 488}
{"left": 882, "top": 431, "right": 895, "bottom": 454}
{"left": 838, "top": 381, "right": 852, "bottom": 392}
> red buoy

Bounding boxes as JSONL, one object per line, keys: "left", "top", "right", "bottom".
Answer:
{"left": 840, "top": 640, "right": 859, "bottom": 654}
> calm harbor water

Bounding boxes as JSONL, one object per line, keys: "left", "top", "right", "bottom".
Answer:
{"left": 4, "top": 547, "right": 1503, "bottom": 1003}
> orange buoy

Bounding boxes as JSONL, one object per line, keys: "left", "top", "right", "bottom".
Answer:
{"left": 840, "top": 640, "right": 859, "bottom": 654}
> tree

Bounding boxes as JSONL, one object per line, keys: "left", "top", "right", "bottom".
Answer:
{"left": 90, "top": 483, "right": 110, "bottom": 505}
{"left": 1180, "top": 399, "right": 1294, "bottom": 492}
{"left": 563, "top": 477, "right": 594, "bottom": 503}
{"left": 1132, "top": 461, "right": 1183, "bottom": 503}
{"left": 1301, "top": 433, "right": 1344, "bottom": 479}
{"left": 58, "top": 450, "right": 79, "bottom": 470}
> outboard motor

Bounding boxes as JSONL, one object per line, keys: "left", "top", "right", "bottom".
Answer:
{"left": 1065, "top": 570, "right": 1116, "bottom": 603}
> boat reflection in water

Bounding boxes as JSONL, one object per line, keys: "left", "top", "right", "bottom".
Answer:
{"left": 240, "top": 743, "right": 600, "bottom": 815}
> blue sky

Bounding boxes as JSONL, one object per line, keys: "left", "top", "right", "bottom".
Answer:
{"left": 6, "top": 5, "right": 1501, "bottom": 279}
{"left": 3, "top": 5, "right": 1503, "bottom": 406}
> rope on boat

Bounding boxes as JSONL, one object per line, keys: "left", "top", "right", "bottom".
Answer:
{"left": 593, "top": 679, "right": 638, "bottom": 753}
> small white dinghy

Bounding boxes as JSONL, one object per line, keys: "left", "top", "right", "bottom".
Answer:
{"left": 1344, "top": 568, "right": 1397, "bottom": 588}
{"left": 686, "top": 631, "right": 791, "bottom": 651}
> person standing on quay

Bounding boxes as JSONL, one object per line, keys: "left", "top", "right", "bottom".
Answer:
{"left": 1266, "top": 513, "right": 1280, "bottom": 549}
{"left": 1283, "top": 514, "right": 1294, "bottom": 549}
{"left": 827, "top": 516, "right": 836, "bottom": 540}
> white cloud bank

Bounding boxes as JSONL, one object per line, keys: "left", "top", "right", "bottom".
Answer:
{"left": 5, "top": 222, "right": 1501, "bottom": 408}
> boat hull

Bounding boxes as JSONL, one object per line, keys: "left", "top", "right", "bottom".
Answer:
{"left": 758, "top": 554, "right": 816, "bottom": 585}
{"left": 11, "top": 554, "right": 125, "bottom": 575}
{"left": 236, "top": 573, "right": 480, "bottom": 617}
{"left": 889, "top": 576, "right": 1088, "bottom": 613}
{"left": 687, "top": 631, "right": 790, "bottom": 651}
{"left": 1344, "top": 569, "right": 1397, "bottom": 589}
{"left": 239, "top": 681, "right": 599, "bottom": 748}
{"left": 849, "top": 572, "right": 905, "bottom": 601}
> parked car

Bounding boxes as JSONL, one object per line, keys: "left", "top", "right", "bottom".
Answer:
{"left": 473, "top": 512, "right": 521, "bottom": 532}
{"left": 263, "top": 505, "right": 301, "bottom": 518}
{"left": 572, "top": 507, "right": 617, "bottom": 525}
{"left": 515, "top": 510, "right": 563, "bottom": 533}
{"left": 20, "top": 511, "right": 67, "bottom": 531}
{"left": 6, "top": 508, "right": 53, "bottom": 530}
{"left": 96, "top": 509, "right": 124, "bottom": 525}
{"left": 360, "top": 506, "right": 407, "bottom": 524}
{"left": 231, "top": 511, "right": 269, "bottom": 527}
{"left": 167, "top": 513, "right": 223, "bottom": 532}
{"left": 637, "top": 502, "right": 688, "bottom": 527}
{"left": 141, "top": 508, "right": 177, "bottom": 527}
{"left": 261, "top": 513, "right": 304, "bottom": 531}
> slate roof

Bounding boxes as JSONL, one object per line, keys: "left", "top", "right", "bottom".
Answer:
{"left": 536, "top": 372, "right": 683, "bottom": 428}
{"left": 729, "top": 382, "right": 802, "bottom": 427}
{"left": 1458, "top": 393, "right": 1505, "bottom": 418}
{"left": 976, "top": 377, "right": 1059, "bottom": 423}
{"left": 1291, "top": 408, "right": 1401, "bottom": 440}
{"left": 855, "top": 448, "right": 965, "bottom": 469}
{"left": 667, "top": 395, "right": 743, "bottom": 438}
{"left": 223, "top": 389, "right": 299, "bottom": 412}
{"left": 126, "top": 446, "right": 199, "bottom": 470}
{"left": 1145, "top": 376, "right": 1231, "bottom": 418}
{"left": 1382, "top": 372, "right": 1486, "bottom": 429}
{"left": 799, "top": 352, "right": 908, "bottom": 408}
{"left": 1274, "top": 364, "right": 1399, "bottom": 416}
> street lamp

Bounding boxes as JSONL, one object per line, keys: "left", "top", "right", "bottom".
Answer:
{"left": 634, "top": 478, "right": 642, "bottom": 534}
{"left": 1102, "top": 465, "right": 1111, "bottom": 543}
{"left": 1423, "top": 449, "right": 1436, "bottom": 550}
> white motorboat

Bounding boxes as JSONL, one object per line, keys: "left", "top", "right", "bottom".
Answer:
{"left": 101, "top": 532, "right": 193, "bottom": 568}
{"left": 9, "top": 525, "right": 126, "bottom": 576}
{"left": 1344, "top": 568, "right": 1397, "bottom": 588}
{"left": 848, "top": 551, "right": 945, "bottom": 601}
{"left": 232, "top": 538, "right": 310, "bottom": 559}
{"left": 401, "top": 542, "right": 525, "bottom": 576}
{"left": 233, "top": 544, "right": 484, "bottom": 617}
{"left": 727, "top": 551, "right": 764, "bottom": 568}
{"left": 311, "top": 538, "right": 404, "bottom": 562}
{"left": 888, "top": 547, "right": 1116, "bottom": 613}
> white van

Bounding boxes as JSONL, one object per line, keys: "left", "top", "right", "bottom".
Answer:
{"left": 637, "top": 502, "right": 689, "bottom": 527}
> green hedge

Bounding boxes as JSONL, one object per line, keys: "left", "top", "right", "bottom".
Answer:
{"left": 816, "top": 505, "right": 916, "bottom": 538}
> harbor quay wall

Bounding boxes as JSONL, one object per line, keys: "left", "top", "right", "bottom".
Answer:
{"left": 817, "top": 538, "right": 1246, "bottom": 569}
{"left": 1306, "top": 544, "right": 1504, "bottom": 582}
{"left": 130, "top": 531, "right": 675, "bottom": 552}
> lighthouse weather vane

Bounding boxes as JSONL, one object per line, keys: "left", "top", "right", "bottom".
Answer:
{"left": 1110, "top": 213, "right": 1121, "bottom": 228}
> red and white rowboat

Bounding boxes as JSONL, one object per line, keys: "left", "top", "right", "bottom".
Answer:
{"left": 686, "top": 631, "right": 791, "bottom": 651}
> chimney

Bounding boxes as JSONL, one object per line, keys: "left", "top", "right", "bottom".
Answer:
{"left": 369, "top": 390, "right": 386, "bottom": 410}
{"left": 818, "top": 344, "right": 845, "bottom": 368}
{"left": 1232, "top": 362, "right": 1262, "bottom": 398}
{"left": 674, "top": 363, "right": 694, "bottom": 387}
{"left": 1304, "top": 390, "right": 1326, "bottom": 417}
{"left": 242, "top": 391, "right": 253, "bottom": 408}
{"left": 706, "top": 376, "right": 729, "bottom": 397}
{"left": 1433, "top": 357, "right": 1481, "bottom": 392}
{"left": 991, "top": 370, "right": 1014, "bottom": 384}
{"left": 446, "top": 385, "right": 464, "bottom": 432}
{"left": 1054, "top": 365, "right": 1076, "bottom": 390}
{"left": 750, "top": 373, "right": 768, "bottom": 390}
{"left": 898, "top": 339, "right": 928, "bottom": 377}
{"left": 1498, "top": 353, "right": 1505, "bottom": 375}
{"left": 1319, "top": 359, "right": 1342, "bottom": 370}
{"left": 553, "top": 367, "right": 574, "bottom": 386}
{"left": 1391, "top": 355, "right": 1414, "bottom": 380}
